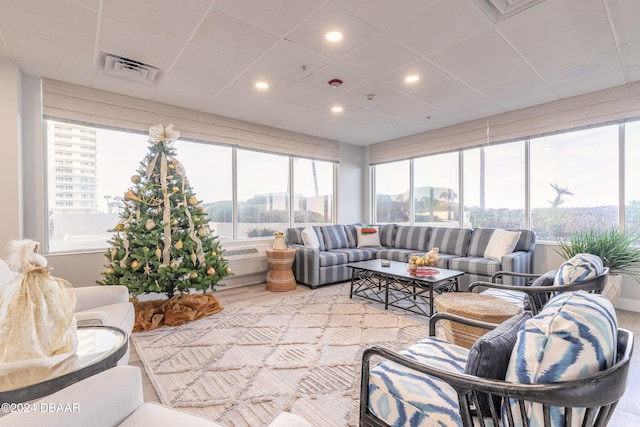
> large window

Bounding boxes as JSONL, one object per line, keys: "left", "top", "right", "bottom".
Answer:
{"left": 530, "top": 125, "right": 619, "bottom": 240}
{"left": 414, "top": 153, "right": 459, "bottom": 226}
{"left": 626, "top": 121, "right": 640, "bottom": 234}
{"left": 236, "top": 150, "right": 290, "bottom": 239}
{"left": 45, "top": 119, "right": 335, "bottom": 252}
{"left": 464, "top": 141, "right": 526, "bottom": 230}
{"left": 374, "top": 160, "right": 410, "bottom": 224}
{"left": 293, "top": 158, "right": 334, "bottom": 224}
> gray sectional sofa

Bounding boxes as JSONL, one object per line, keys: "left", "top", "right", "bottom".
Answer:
{"left": 285, "top": 224, "right": 536, "bottom": 290}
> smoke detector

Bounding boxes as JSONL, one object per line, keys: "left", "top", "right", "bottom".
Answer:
{"left": 102, "top": 53, "right": 160, "bottom": 85}
{"left": 366, "top": 94, "right": 376, "bottom": 101}
{"left": 328, "top": 78, "right": 343, "bottom": 88}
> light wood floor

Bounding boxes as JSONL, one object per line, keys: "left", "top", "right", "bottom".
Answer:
{"left": 128, "top": 283, "right": 640, "bottom": 426}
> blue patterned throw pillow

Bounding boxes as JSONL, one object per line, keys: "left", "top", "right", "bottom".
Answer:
{"left": 554, "top": 253, "right": 603, "bottom": 286}
{"left": 504, "top": 291, "right": 617, "bottom": 426}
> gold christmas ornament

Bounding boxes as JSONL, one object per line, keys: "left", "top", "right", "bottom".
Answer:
{"left": 124, "top": 189, "right": 142, "bottom": 202}
{"left": 172, "top": 186, "right": 179, "bottom": 193}
{"left": 145, "top": 219, "right": 155, "bottom": 230}
{"left": 115, "top": 223, "right": 124, "bottom": 232}
{"left": 155, "top": 247, "right": 162, "bottom": 260}
{"left": 131, "top": 175, "right": 141, "bottom": 183}
{"left": 190, "top": 252, "right": 197, "bottom": 264}
{"left": 189, "top": 272, "right": 198, "bottom": 279}
{"left": 123, "top": 222, "right": 131, "bottom": 230}
{"left": 175, "top": 240, "right": 183, "bottom": 250}
{"left": 188, "top": 196, "right": 198, "bottom": 206}
{"left": 106, "top": 267, "right": 114, "bottom": 274}
{"left": 168, "top": 163, "right": 175, "bottom": 170}
{"left": 197, "top": 206, "right": 204, "bottom": 212}
{"left": 225, "top": 267, "right": 232, "bottom": 274}
{"left": 170, "top": 218, "right": 178, "bottom": 226}
{"left": 130, "top": 260, "right": 140, "bottom": 269}
{"left": 198, "top": 226, "right": 208, "bottom": 237}
{"left": 110, "top": 247, "right": 117, "bottom": 259}
{"left": 170, "top": 261, "right": 179, "bottom": 270}
{"left": 206, "top": 267, "right": 216, "bottom": 276}
{"left": 210, "top": 251, "right": 217, "bottom": 257}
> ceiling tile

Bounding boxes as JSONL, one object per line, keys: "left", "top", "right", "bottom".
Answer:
{"left": 411, "top": 78, "right": 472, "bottom": 105}
{"left": 538, "top": 49, "right": 623, "bottom": 86}
{"left": 336, "top": 0, "right": 436, "bottom": 32}
{"left": 428, "top": 28, "right": 516, "bottom": 75}
{"left": 431, "top": 91, "right": 497, "bottom": 114}
{"left": 0, "top": 0, "right": 96, "bottom": 48}
{"left": 243, "top": 100, "right": 306, "bottom": 126}
{"left": 172, "top": 46, "right": 246, "bottom": 86}
{"left": 372, "top": 95, "right": 441, "bottom": 121}
{"left": 340, "top": 81, "right": 402, "bottom": 107}
{"left": 214, "top": 0, "right": 320, "bottom": 37}
{"left": 227, "top": 68, "right": 297, "bottom": 101}
{"left": 98, "top": 16, "right": 183, "bottom": 69}
{"left": 495, "top": 0, "right": 608, "bottom": 50}
{"left": 286, "top": 2, "right": 381, "bottom": 61}
{"left": 21, "top": 59, "right": 92, "bottom": 87}
{"left": 299, "top": 62, "right": 371, "bottom": 94}
{"left": 202, "top": 88, "right": 258, "bottom": 114}
{"left": 273, "top": 120, "right": 312, "bottom": 134}
{"left": 612, "top": 0, "right": 640, "bottom": 68}
{"left": 479, "top": 73, "right": 556, "bottom": 105}
{"left": 190, "top": 9, "right": 279, "bottom": 64}
{"left": 103, "top": 0, "right": 211, "bottom": 42}
{"left": 338, "top": 35, "right": 420, "bottom": 79}
{"left": 521, "top": 21, "right": 616, "bottom": 72}
{"left": 377, "top": 59, "right": 451, "bottom": 94}
{"left": 388, "top": 0, "right": 490, "bottom": 57}
{"left": 551, "top": 69, "right": 626, "bottom": 99}
{"left": 92, "top": 73, "right": 157, "bottom": 99}
{"left": 65, "top": 0, "right": 100, "bottom": 11}
{"left": 154, "top": 72, "right": 223, "bottom": 110}
{"left": 457, "top": 55, "right": 534, "bottom": 89}
{"left": 274, "top": 84, "right": 334, "bottom": 109}
{"left": 496, "top": 88, "right": 559, "bottom": 111}
{"left": 253, "top": 40, "right": 330, "bottom": 82}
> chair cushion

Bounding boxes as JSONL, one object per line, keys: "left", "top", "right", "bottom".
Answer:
{"left": 484, "top": 229, "right": 521, "bottom": 261}
{"left": 554, "top": 253, "right": 604, "bottom": 285}
{"left": 368, "top": 337, "right": 468, "bottom": 426}
{"left": 320, "top": 225, "right": 350, "bottom": 250}
{"left": 465, "top": 311, "right": 532, "bottom": 416}
{"left": 523, "top": 269, "right": 557, "bottom": 311}
{"left": 505, "top": 291, "right": 617, "bottom": 426}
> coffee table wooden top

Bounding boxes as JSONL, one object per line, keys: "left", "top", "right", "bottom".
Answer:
{"left": 347, "top": 259, "right": 463, "bottom": 283}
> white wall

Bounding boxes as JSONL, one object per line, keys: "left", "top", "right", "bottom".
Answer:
{"left": 337, "top": 142, "right": 366, "bottom": 224}
{"left": 0, "top": 58, "right": 22, "bottom": 258}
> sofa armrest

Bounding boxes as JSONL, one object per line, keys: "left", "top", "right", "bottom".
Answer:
{"left": 0, "top": 366, "right": 143, "bottom": 427}
{"left": 499, "top": 251, "right": 533, "bottom": 286}
{"left": 74, "top": 285, "right": 130, "bottom": 312}
{"left": 290, "top": 244, "right": 320, "bottom": 288}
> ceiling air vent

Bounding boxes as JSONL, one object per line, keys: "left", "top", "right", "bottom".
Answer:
{"left": 102, "top": 53, "right": 160, "bottom": 85}
{"left": 472, "top": 0, "right": 546, "bottom": 22}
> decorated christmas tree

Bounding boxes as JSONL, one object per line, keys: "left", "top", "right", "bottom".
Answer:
{"left": 98, "top": 124, "right": 231, "bottom": 298}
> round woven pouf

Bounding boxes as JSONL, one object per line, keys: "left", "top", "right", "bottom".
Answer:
{"left": 434, "top": 292, "right": 522, "bottom": 349}
{"left": 265, "top": 248, "right": 297, "bottom": 292}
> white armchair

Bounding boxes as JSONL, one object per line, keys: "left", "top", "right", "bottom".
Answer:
{"left": 0, "top": 366, "right": 312, "bottom": 427}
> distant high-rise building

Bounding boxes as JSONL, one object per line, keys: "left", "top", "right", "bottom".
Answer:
{"left": 46, "top": 121, "right": 97, "bottom": 214}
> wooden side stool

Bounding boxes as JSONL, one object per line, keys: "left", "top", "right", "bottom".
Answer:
{"left": 265, "top": 248, "right": 297, "bottom": 292}
{"left": 434, "top": 292, "right": 522, "bottom": 349}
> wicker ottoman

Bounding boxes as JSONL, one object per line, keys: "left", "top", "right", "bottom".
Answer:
{"left": 434, "top": 292, "right": 522, "bottom": 349}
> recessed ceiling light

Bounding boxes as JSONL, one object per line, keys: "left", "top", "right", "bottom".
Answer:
{"left": 331, "top": 106, "right": 343, "bottom": 113}
{"left": 405, "top": 75, "right": 420, "bottom": 83}
{"left": 255, "top": 81, "right": 269, "bottom": 89}
{"left": 326, "top": 31, "right": 343, "bottom": 42}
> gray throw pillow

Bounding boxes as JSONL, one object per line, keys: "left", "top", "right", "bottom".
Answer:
{"left": 464, "top": 311, "right": 532, "bottom": 417}
{"left": 524, "top": 269, "right": 557, "bottom": 311}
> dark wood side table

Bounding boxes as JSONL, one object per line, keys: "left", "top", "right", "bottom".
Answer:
{"left": 265, "top": 248, "right": 297, "bottom": 292}
{"left": 0, "top": 325, "right": 128, "bottom": 404}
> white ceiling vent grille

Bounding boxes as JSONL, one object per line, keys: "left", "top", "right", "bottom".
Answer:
{"left": 102, "top": 53, "right": 160, "bottom": 85}
{"left": 472, "top": 0, "right": 546, "bottom": 22}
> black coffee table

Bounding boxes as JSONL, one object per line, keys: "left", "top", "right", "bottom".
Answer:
{"left": 348, "top": 259, "right": 463, "bottom": 317}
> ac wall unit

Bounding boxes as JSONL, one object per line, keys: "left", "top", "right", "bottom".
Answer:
{"left": 224, "top": 246, "right": 269, "bottom": 277}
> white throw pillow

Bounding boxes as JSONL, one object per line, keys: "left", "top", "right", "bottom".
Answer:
{"left": 301, "top": 226, "right": 320, "bottom": 249}
{"left": 356, "top": 226, "right": 381, "bottom": 248}
{"left": 484, "top": 229, "right": 521, "bottom": 261}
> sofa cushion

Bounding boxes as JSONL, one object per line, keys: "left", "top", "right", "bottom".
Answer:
{"left": 332, "top": 248, "right": 378, "bottom": 262}
{"left": 514, "top": 229, "right": 536, "bottom": 252}
{"left": 554, "top": 253, "right": 604, "bottom": 286}
{"left": 318, "top": 251, "right": 348, "bottom": 267}
{"left": 466, "top": 228, "right": 495, "bottom": 257}
{"left": 344, "top": 224, "right": 359, "bottom": 248}
{"left": 377, "top": 224, "right": 396, "bottom": 247}
{"left": 320, "top": 225, "right": 350, "bottom": 250}
{"left": 375, "top": 249, "right": 417, "bottom": 262}
{"left": 355, "top": 225, "right": 382, "bottom": 248}
{"left": 393, "top": 225, "right": 430, "bottom": 251}
{"left": 465, "top": 311, "right": 532, "bottom": 416}
{"left": 286, "top": 227, "right": 304, "bottom": 245}
{"left": 429, "top": 227, "right": 471, "bottom": 256}
{"left": 368, "top": 337, "right": 468, "bottom": 426}
{"left": 505, "top": 291, "right": 617, "bottom": 425}
{"left": 484, "top": 229, "right": 521, "bottom": 261}
{"left": 301, "top": 226, "right": 320, "bottom": 249}
{"left": 448, "top": 257, "right": 502, "bottom": 277}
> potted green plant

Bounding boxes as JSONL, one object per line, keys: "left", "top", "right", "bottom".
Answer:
{"left": 555, "top": 228, "right": 640, "bottom": 303}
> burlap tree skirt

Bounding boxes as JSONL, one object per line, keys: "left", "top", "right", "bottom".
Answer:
{"left": 131, "top": 293, "right": 223, "bottom": 332}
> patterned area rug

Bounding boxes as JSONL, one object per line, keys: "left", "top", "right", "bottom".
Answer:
{"left": 132, "top": 282, "right": 430, "bottom": 426}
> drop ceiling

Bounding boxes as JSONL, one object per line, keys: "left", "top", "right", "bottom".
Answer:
{"left": 0, "top": 0, "right": 638, "bottom": 146}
